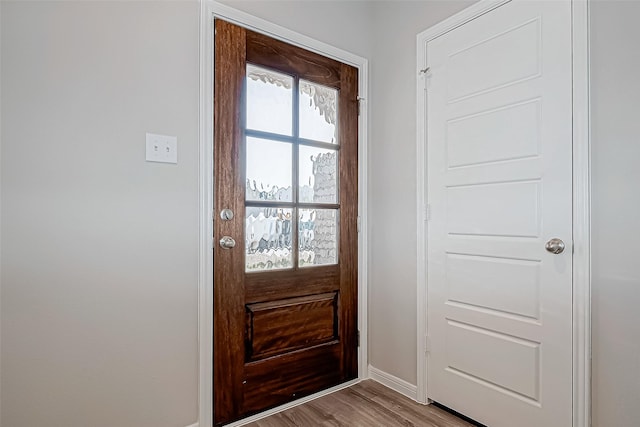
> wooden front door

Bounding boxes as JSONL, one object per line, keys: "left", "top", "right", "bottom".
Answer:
{"left": 213, "top": 20, "right": 359, "bottom": 426}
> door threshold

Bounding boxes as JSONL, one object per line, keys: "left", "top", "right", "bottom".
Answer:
{"left": 224, "top": 379, "right": 362, "bottom": 427}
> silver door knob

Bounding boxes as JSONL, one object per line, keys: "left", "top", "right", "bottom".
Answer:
{"left": 219, "top": 236, "right": 236, "bottom": 249}
{"left": 545, "top": 238, "right": 565, "bottom": 254}
{"left": 220, "top": 209, "right": 234, "bottom": 221}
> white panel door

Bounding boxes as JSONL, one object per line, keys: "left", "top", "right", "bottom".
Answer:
{"left": 426, "top": 1, "right": 572, "bottom": 426}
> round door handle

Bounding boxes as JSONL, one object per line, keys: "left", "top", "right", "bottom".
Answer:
{"left": 219, "top": 236, "right": 236, "bottom": 249}
{"left": 545, "top": 238, "right": 565, "bottom": 254}
{"left": 220, "top": 209, "right": 234, "bottom": 221}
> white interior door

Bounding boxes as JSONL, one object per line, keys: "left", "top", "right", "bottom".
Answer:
{"left": 426, "top": 1, "right": 573, "bottom": 426}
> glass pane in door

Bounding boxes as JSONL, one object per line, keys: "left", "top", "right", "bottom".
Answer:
{"left": 246, "top": 207, "right": 293, "bottom": 272}
{"left": 246, "top": 64, "right": 293, "bottom": 136}
{"left": 299, "top": 79, "right": 338, "bottom": 144}
{"left": 298, "top": 145, "right": 338, "bottom": 204}
{"left": 299, "top": 208, "right": 338, "bottom": 267}
{"left": 245, "top": 137, "right": 292, "bottom": 202}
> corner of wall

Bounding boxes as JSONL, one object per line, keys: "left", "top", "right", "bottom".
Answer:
{"left": 368, "top": 365, "right": 418, "bottom": 401}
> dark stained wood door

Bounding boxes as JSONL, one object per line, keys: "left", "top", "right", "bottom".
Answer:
{"left": 213, "top": 19, "right": 359, "bottom": 426}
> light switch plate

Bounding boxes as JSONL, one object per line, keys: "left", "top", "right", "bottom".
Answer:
{"left": 146, "top": 133, "right": 178, "bottom": 164}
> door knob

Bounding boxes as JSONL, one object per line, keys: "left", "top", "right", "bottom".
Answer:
{"left": 220, "top": 209, "right": 234, "bottom": 221}
{"left": 219, "top": 236, "right": 236, "bottom": 249}
{"left": 545, "top": 238, "right": 565, "bottom": 254}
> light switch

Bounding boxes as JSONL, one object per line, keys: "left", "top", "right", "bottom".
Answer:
{"left": 146, "top": 133, "right": 178, "bottom": 164}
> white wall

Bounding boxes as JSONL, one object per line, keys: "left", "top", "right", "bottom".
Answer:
{"left": 1, "top": 2, "right": 200, "bottom": 426}
{"left": 590, "top": 2, "right": 640, "bottom": 426}
{"left": 367, "top": 0, "right": 473, "bottom": 386}
{"left": 217, "top": 0, "right": 373, "bottom": 60}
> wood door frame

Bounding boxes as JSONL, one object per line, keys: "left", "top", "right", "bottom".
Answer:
{"left": 415, "top": 1, "right": 591, "bottom": 426}
{"left": 199, "top": 2, "right": 369, "bottom": 426}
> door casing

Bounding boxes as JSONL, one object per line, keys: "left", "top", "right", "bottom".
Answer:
{"left": 415, "top": 1, "right": 591, "bottom": 426}
{"left": 199, "top": 2, "right": 370, "bottom": 426}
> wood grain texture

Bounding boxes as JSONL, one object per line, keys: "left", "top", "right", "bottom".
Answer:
{"left": 245, "top": 266, "right": 339, "bottom": 303}
{"left": 213, "top": 19, "right": 247, "bottom": 426}
{"left": 245, "top": 380, "right": 478, "bottom": 427}
{"left": 246, "top": 29, "right": 341, "bottom": 88}
{"left": 243, "top": 344, "right": 342, "bottom": 414}
{"left": 338, "top": 62, "right": 359, "bottom": 380}
{"left": 246, "top": 292, "right": 338, "bottom": 361}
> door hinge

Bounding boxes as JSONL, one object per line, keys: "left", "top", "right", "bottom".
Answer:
{"left": 424, "top": 204, "right": 431, "bottom": 222}
{"left": 419, "top": 67, "right": 431, "bottom": 91}
{"left": 424, "top": 335, "right": 431, "bottom": 354}
{"left": 357, "top": 216, "right": 362, "bottom": 233}
{"left": 357, "top": 97, "right": 365, "bottom": 116}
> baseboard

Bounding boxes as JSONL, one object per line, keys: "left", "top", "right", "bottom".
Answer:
{"left": 185, "top": 423, "right": 199, "bottom": 427}
{"left": 368, "top": 365, "right": 418, "bottom": 401}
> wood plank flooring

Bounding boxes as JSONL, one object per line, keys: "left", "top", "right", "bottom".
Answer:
{"left": 244, "top": 380, "right": 475, "bottom": 427}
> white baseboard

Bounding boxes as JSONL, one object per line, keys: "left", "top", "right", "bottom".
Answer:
{"left": 368, "top": 365, "right": 418, "bottom": 401}
{"left": 185, "top": 423, "right": 199, "bottom": 427}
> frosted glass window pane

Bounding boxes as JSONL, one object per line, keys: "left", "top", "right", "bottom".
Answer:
{"left": 246, "top": 137, "right": 292, "bottom": 202}
{"left": 299, "top": 209, "right": 338, "bottom": 267}
{"left": 246, "top": 207, "right": 293, "bottom": 272}
{"left": 246, "top": 65, "right": 293, "bottom": 136}
{"left": 299, "top": 80, "right": 338, "bottom": 144}
{"left": 299, "top": 146, "right": 337, "bottom": 204}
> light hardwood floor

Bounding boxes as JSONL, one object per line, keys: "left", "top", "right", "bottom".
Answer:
{"left": 244, "top": 380, "right": 476, "bottom": 427}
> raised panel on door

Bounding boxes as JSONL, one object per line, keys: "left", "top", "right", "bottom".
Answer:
{"left": 426, "top": 2, "right": 573, "bottom": 426}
